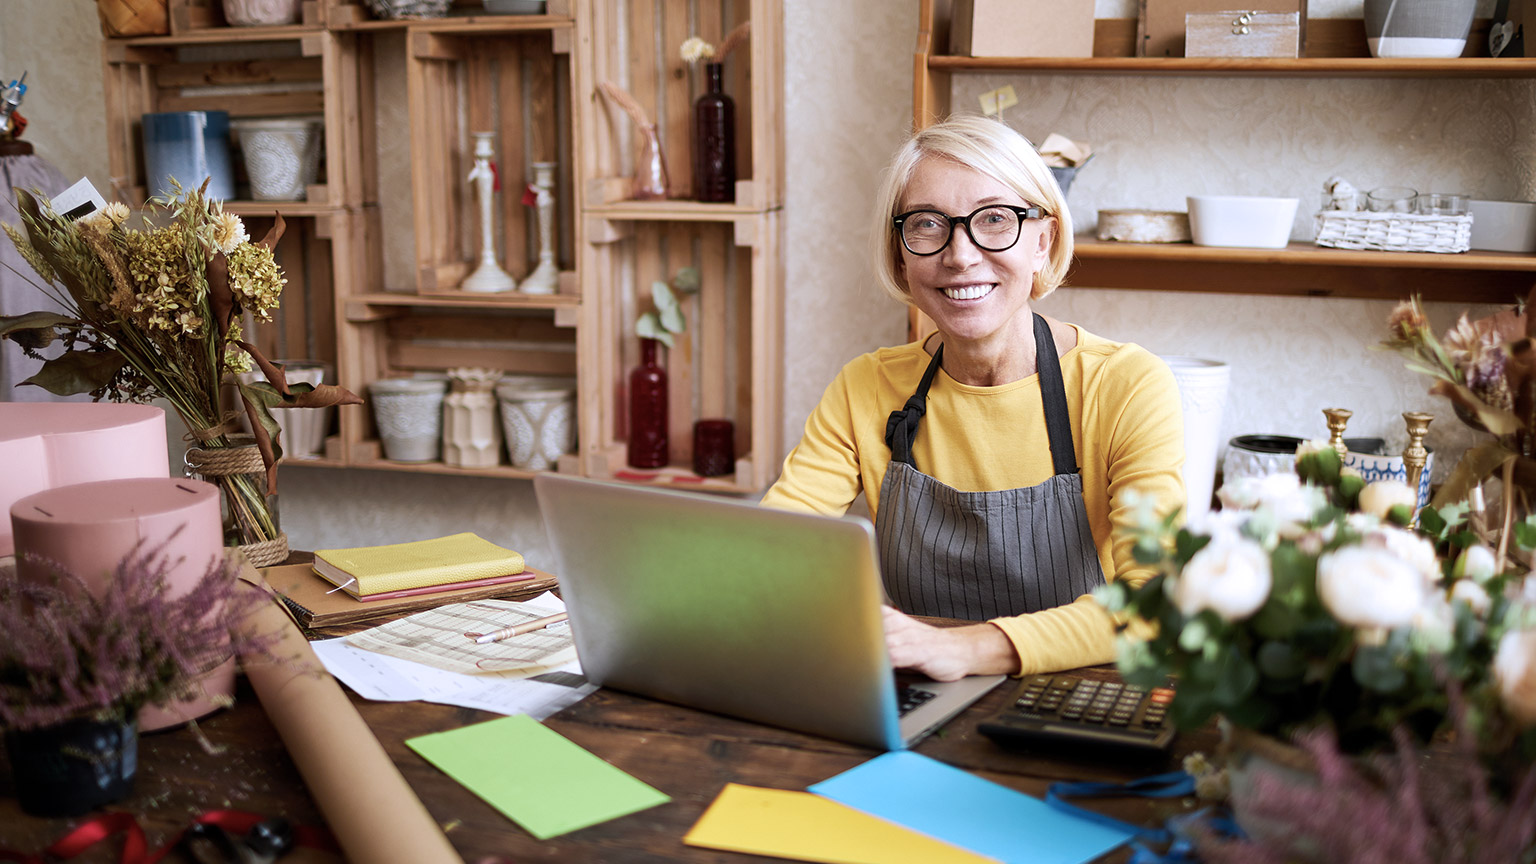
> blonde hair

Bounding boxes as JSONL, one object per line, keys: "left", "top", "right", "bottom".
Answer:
{"left": 869, "top": 115, "right": 1073, "bottom": 305}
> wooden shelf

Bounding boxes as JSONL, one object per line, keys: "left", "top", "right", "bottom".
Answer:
{"left": 585, "top": 199, "right": 780, "bottom": 221}
{"left": 1070, "top": 238, "right": 1536, "bottom": 303}
{"left": 348, "top": 290, "right": 580, "bottom": 310}
{"left": 926, "top": 55, "right": 1536, "bottom": 79}
{"left": 911, "top": 0, "right": 1536, "bottom": 330}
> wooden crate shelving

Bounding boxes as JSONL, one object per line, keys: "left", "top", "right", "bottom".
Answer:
{"left": 575, "top": 0, "right": 783, "bottom": 492}
{"left": 96, "top": 0, "right": 785, "bottom": 492}
{"left": 405, "top": 20, "right": 576, "bottom": 294}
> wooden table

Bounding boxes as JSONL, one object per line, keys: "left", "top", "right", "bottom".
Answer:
{"left": 0, "top": 662, "right": 1216, "bottom": 863}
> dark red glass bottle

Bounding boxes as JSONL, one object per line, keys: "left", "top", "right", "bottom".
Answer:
{"left": 627, "top": 338, "right": 669, "bottom": 468}
{"left": 692, "top": 62, "right": 735, "bottom": 203}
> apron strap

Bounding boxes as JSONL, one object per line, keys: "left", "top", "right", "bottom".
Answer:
{"left": 1034, "top": 313, "right": 1079, "bottom": 476}
{"left": 883, "top": 343, "right": 944, "bottom": 466}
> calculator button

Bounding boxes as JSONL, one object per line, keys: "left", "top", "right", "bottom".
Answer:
{"left": 1150, "top": 688, "right": 1175, "bottom": 704}
{"left": 1029, "top": 675, "right": 1054, "bottom": 687}
{"left": 1050, "top": 678, "right": 1078, "bottom": 691}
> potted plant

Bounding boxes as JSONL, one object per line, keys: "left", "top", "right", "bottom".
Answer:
{"left": 0, "top": 541, "right": 275, "bottom": 817}
{"left": 1100, "top": 441, "right": 1536, "bottom": 854}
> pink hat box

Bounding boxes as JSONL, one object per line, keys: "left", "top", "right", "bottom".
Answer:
{"left": 10, "top": 477, "right": 234, "bottom": 731}
{"left": 0, "top": 403, "right": 169, "bottom": 557}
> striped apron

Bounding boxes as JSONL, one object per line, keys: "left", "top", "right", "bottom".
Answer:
{"left": 874, "top": 313, "right": 1106, "bottom": 620}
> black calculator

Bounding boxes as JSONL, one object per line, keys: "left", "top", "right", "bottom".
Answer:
{"left": 977, "top": 673, "right": 1177, "bottom": 752}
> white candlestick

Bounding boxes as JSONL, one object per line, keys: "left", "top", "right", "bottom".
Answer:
{"left": 460, "top": 132, "right": 516, "bottom": 293}
{"left": 521, "top": 160, "right": 559, "bottom": 295}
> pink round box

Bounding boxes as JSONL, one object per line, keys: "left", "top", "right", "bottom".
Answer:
{"left": 0, "top": 403, "right": 169, "bottom": 557}
{"left": 10, "top": 477, "right": 236, "bottom": 731}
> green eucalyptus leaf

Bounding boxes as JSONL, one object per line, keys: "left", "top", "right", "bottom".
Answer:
{"left": 21, "top": 350, "right": 125, "bottom": 396}
{"left": 1255, "top": 640, "right": 1305, "bottom": 680}
{"left": 671, "top": 266, "right": 701, "bottom": 294}
{"left": 1177, "top": 615, "right": 1211, "bottom": 653}
{"left": 1417, "top": 505, "right": 1449, "bottom": 539}
{"left": 1516, "top": 519, "right": 1536, "bottom": 551}
{"left": 637, "top": 311, "right": 665, "bottom": 342}
{"left": 1352, "top": 644, "right": 1408, "bottom": 693}
{"left": 1173, "top": 530, "right": 1210, "bottom": 565}
{"left": 659, "top": 299, "right": 686, "bottom": 334}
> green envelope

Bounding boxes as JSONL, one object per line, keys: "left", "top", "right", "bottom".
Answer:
{"left": 406, "top": 714, "right": 670, "bottom": 839}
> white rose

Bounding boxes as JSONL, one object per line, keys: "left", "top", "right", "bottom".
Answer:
{"left": 1449, "top": 579, "right": 1491, "bottom": 616}
{"left": 1409, "top": 596, "right": 1455, "bottom": 654}
{"left": 1362, "top": 525, "right": 1441, "bottom": 585}
{"left": 1317, "top": 546, "right": 1427, "bottom": 629}
{"left": 1358, "top": 480, "right": 1416, "bottom": 520}
{"left": 1217, "top": 473, "right": 1326, "bottom": 524}
{"left": 1454, "top": 545, "right": 1498, "bottom": 584}
{"left": 1169, "top": 533, "right": 1272, "bottom": 621}
{"left": 1494, "top": 629, "right": 1536, "bottom": 728}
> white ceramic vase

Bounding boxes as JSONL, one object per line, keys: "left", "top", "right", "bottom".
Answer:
{"left": 1161, "top": 356, "right": 1230, "bottom": 517}
{"left": 443, "top": 370, "right": 503, "bottom": 468}
{"left": 232, "top": 117, "right": 322, "bottom": 201}
{"left": 369, "top": 377, "right": 448, "bottom": 462}
{"left": 1364, "top": 0, "right": 1476, "bottom": 58}
{"left": 222, "top": 0, "right": 302, "bottom": 26}
{"left": 495, "top": 377, "right": 575, "bottom": 470}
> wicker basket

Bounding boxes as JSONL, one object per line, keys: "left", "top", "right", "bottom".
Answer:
{"left": 1314, "top": 209, "right": 1472, "bottom": 253}
{"left": 368, "top": 0, "right": 451, "bottom": 18}
{"left": 96, "top": 0, "right": 170, "bottom": 37}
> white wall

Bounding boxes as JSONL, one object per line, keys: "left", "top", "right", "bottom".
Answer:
{"left": 0, "top": 0, "right": 1515, "bottom": 562}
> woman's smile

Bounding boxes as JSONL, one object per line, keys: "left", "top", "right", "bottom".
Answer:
{"left": 940, "top": 282, "right": 995, "bottom": 301}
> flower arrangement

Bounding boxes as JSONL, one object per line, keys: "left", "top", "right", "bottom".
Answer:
{"left": 0, "top": 540, "right": 275, "bottom": 732}
{"left": 635, "top": 266, "right": 699, "bottom": 348}
{"left": 1099, "top": 444, "right": 1536, "bottom": 757}
{"left": 1381, "top": 290, "right": 1536, "bottom": 515}
{"left": 0, "top": 181, "right": 361, "bottom": 551}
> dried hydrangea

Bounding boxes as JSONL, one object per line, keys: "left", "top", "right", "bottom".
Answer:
{"left": 225, "top": 242, "right": 285, "bottom": 322}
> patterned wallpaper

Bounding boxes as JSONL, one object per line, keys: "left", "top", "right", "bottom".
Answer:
{"left": 0, "top": 0, "right": 1521, "bottom": 552}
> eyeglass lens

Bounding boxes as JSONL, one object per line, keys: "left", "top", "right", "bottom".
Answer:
{"left": 901, "top": 206, "right": 1024, "bottom": 255}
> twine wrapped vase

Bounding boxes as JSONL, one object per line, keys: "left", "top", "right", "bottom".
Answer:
{"left": 184, "top": 435, "right": 288, "bottom": 567}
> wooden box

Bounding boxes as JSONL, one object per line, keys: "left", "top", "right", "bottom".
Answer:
{"left": 1144, "top": 0, "right": 1303, "bottom": 56}
{"left": 948, "top": 0, "right": 1095, "bottom": 58}
{"left": 1185, "top": 11, "right": 1300, "bottom": 58}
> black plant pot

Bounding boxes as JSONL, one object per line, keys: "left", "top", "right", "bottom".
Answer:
{"left": 4, "top": 716, "right": 138, "bottom": 817}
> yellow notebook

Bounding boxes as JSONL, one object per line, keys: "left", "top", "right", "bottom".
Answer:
{"left": 312, "top": 533, "right": 526, "bottom": 598}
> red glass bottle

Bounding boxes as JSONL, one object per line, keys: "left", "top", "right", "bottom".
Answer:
{"left": 692, "top": 62, "right": 735, "bottom": 203}
{"left": 627, "top": 338, "right": 669, "bottom": 468}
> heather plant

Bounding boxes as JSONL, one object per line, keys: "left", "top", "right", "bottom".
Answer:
{"left": 0, "top": 539, "right": 276, "bottom": 731}
{"left": 1196, "top": 686, "right": 1536, "bottom": 864}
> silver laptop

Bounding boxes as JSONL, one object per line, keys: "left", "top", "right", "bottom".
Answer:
{"left": 534, "top": 474, "right": 1004, "bottom": 750}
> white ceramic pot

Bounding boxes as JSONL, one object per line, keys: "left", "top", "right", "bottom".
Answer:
{"left": 1161, "top": 356, "right": 1229, "bottom": 516}
{"left": 496, "top": 377, "right": 575, "bottom": 471}
{"left": 443, "top": 383, "right": 502, "bottom": 468}
{"left": 369, "top": 377, "right": 448, "bottom": 462}
{"left": 1187, "top": 195, "right": 1299, "bottom": 249}
{"left": 232, "top": 117, "right": 322, "bottom": 201}
{"left": 273, "top": 361, "right": 330, "bottom": 458}
{"left": 222, "top": 0, "right": 302, "bottom": 26}
{"left": 1343, "top": 449, "right": 1435, "bottom": 511}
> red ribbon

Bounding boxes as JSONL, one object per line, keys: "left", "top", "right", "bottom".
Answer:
{"left": 0, "top": 810, "right": 337, "bottom": 864}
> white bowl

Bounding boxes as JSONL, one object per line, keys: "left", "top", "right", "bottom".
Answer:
{"left": 1187, "top": 195, "right": 1299, "bottom": 249}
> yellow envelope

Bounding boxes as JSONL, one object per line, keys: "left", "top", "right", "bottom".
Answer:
{"left": 683, "top": 783, "right": 997, "bottom": 864}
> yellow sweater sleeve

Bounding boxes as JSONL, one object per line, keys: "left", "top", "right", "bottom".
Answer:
{"left": 762, "top": 327, "right": 1185, "bottom": 676}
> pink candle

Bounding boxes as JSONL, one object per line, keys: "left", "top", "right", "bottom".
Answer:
{"left": 0, "top": 403, "right": 169, "bottom": 557}
{"left": 10, "top": 477, "right": 233, "bottom": 731}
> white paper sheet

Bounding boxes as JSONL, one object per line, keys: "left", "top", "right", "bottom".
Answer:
{"left": 311, "top": 592, "right": 596, "bottom": 719}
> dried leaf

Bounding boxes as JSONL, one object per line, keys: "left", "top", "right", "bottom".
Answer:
{"left": 257, "top": 213, "right": 286, "bottom": 251}
{"left": 1428, "top": 380, "right": 1521, "bottom": 436}
{"left": 0, "top": 311, "right": 78, "bottom": 350}
{"left": 21, "top": 350, "right": 125, "bottom": 396}
{"left": 1431, "top": 441, "right": 1517, "bottom": 509}
{"left": 208, "top": 251, "right": 234, "bottom": 340}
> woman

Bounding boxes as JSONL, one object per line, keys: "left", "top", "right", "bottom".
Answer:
{"left": 761, "top": 115, "right": 1185, "bottom": 681}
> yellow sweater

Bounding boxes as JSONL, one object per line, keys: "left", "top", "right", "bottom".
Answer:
{"left": 760, "top": 324, "right": 1185, "bottom": 675}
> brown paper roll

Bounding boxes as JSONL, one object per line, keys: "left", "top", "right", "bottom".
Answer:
{"left": 236, "top": 575, "right": 463, "bottom": 864}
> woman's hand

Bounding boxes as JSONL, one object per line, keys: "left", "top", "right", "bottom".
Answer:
{"left": 881, "top": 606, "right": 1021, "bottom": 681}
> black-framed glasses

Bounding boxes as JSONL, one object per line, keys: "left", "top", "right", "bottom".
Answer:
{"left": 892, "top": 204, "right": 1044, "bottom": 256}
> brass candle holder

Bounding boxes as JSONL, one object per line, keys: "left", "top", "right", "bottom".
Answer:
{"left": 1402, "top": 411, "right": 1433, "bottom": 503}
{"left": 1323, "top": 407, "right": 1353, "bottom": 462}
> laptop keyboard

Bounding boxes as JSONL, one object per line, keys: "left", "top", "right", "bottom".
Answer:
{"left": 897, "top": 685, "right": 936, "bottom": 717}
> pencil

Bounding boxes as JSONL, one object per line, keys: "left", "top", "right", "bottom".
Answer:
{"left": 473, "top": 612, "right": 569, "bottom": 644}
